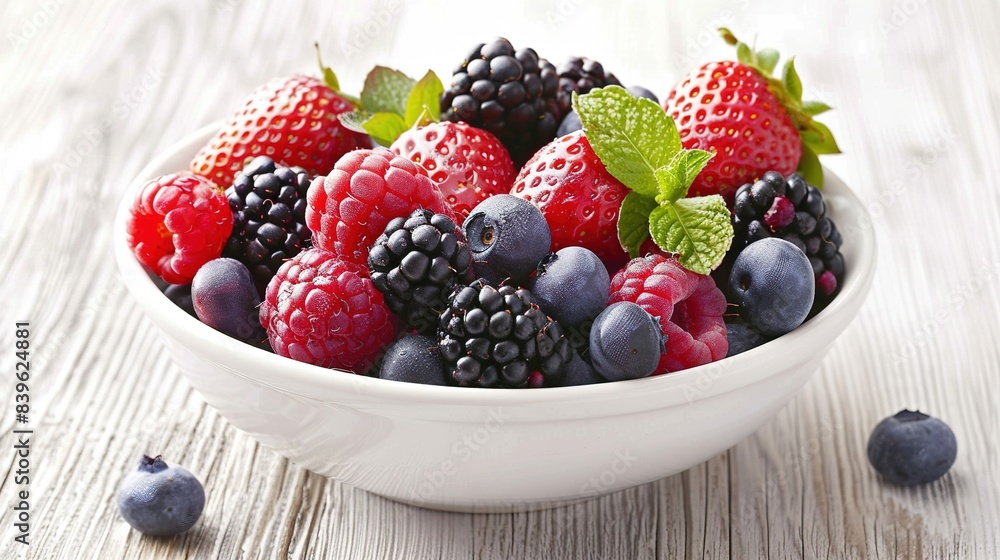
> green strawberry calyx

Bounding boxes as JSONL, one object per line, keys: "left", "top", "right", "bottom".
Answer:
{"left": 718, "top": 28, "right": 840, "bottom": 187}
{"left": 334, "top": 65, "right": 443, "bottom": 147}
{"left": 314, "top": 42, "right": 362, "bottom": 108}
{"left": 574, "top": 86, "right": 734, "bottom": 276}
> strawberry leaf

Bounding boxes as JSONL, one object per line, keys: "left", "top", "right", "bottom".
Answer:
{"left": 756, "top": 48, "right": 780, "bottom": 74}
{"left": 648, "top": 196, "right": 733, "bottom": 275}
{"left": 654, "top": 149, "right": 714, "bottom": 203}
{"left": 618, "top": 192, "right": 658, "bottom": 257}
{"left": 782, "top": 58, "right": 803, "bottom": 103}
{"left": 315, "top": 43, "right": 361, "bottom": 107}
{"left": 361, "top": 66, "right": 415, "bottom": 116}
{"left": 404, "top": 70, "right": 444, "bottom": 127}
{"left": 802, "top": 100, "right": 832, "bottom": 116}
{"left": 338, "top": 110, "right": 371, "bottom": 134}
{"left": 360, "top": 112, "right": 408, "bottom": 147}
{"left": 801, "top": 120, "right": 841, "bottom": 155}
{"left": 797, "top": 144, "right": 823, "bottom": 187}
{"left": 575, "top": 86, "right": 681, "bottom": 198}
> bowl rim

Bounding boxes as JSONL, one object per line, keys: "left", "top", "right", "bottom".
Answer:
{"left": 114, "top": 123, "right": 878, "bottom": 407}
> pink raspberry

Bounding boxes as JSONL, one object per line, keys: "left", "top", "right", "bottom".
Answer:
{"left": 306, "top": 148, "right": 452, "bottom": 265}
{"left": 259, "top": 248, "right": 396, "bottom": 372}
{"left": 608, "top": 255, "right": 728, "bottom": 373}
{"left": 126, "top": 173, "right": 232, "bottom": 285}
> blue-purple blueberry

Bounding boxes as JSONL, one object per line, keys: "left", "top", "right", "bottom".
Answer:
{"left": 628, "top": 86, "right": 659, "bottom": 103}
{"left": 867, "top": 410, "right": 957, "bottom": 486}
{"left": 561, "top": 350, "right": 604, "bottom": 386}
{"left": 557, "top": 110, "right": 583, "bottom": 137}
{"left": 462, "top": 195, "right": 551, "bottom": 285}
{"left": 191, "top": 258, "right": 265, "bottom": 344}
{"left": 589, "top": 301, "right": 666, "bottom": 381}
{"left": 117, "top": 455, "right": 205, "bottom": 536}
{"left": 725, "top": 322, "right": 768, "bottom": 357}
{"left": 380, "top": 334, "right": 447, "bottom": 385}
{"left": 729, "top": 237, "right": 814, "bottom": 337}
{"left": 529, "top": 246, "right": 610, "bottom": 328}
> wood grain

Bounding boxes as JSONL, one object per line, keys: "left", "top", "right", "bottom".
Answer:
{"left": 1, "top": 0, "right": 998, "bottom": 558}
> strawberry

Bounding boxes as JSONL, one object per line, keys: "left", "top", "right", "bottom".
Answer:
{"left": 664, "top": 28, "right": 839, "bottom": 203}
{"left": 510, "top": 130, "right": 631, "bottom": 273}
{"left": 191, "top": 54, "right": 370, "bottom": 186}
{"left": 390, "top": 122, "right": 515, "bottom": 220}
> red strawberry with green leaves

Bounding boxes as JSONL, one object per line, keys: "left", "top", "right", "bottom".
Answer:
{"left": 664, "top": 28, "right": 839, "bottom": 202}
{"left": 516, "top": 86, "right": 734, "bottom": 277}
{"left": 190, "top": 48, "right": 370, "bottom": 186}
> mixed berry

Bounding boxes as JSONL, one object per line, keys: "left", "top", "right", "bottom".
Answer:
{"left": 125, "top": 31, "right": 853, "bottom": 388}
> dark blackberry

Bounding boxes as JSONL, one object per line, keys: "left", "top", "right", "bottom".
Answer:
{"left": 438, "top": 279, "right": 571, "bottom": 388}
{"left": 555, "top": 57, "right": 621, "bottom": 117}
{"left": 223, "top": 156, "right": 311, "bottom": 294}
{"left": 730, "top": 171, "right": 845, "bottom": 313}
{"left": 368, "top": 209, "right": 474, "bottom": 333}
{"left": 440, "top": 37, "right": 562, "bottom": 164}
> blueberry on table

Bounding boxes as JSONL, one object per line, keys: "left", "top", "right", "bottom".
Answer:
{"left": 867, "top": 410, "right": 957, "bottom": 486}
{"left": 117, "top": 455, "right": 205, "bottom": 536}
{"left": 729, "top": 237, "right": 815, "bottom": 337}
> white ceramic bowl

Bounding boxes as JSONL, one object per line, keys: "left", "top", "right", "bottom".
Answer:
{"left": 114, "top": 125, "right": 877, "bottom": 513}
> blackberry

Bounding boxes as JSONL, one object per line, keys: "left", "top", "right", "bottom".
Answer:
{"left": 441, "top": 37, "right": 561, "bottom": 164}
{"left": 223, "top": 156, "right": 311, "bottom": 294}
{"left": 555, "top": 57, "right": 621, "bottom": 117}
{"left": 369, "top": 208, "right": 474, "bottom": 333}
{"left": 730, "top": 171, "right": 845, "bottom": 313}
{"left": 438, "top": 279, "right": 571, "bottom": 388}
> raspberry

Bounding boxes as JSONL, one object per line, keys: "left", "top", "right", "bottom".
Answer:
{"left": 390, "top": 122, "right": 515, "bottom": 219}
{"left": 306, "top": 149, "right": 452, "bottom": 266}
{"left": 259, "top": 248, "right": 396, "bottom": 372}
{"left": 608, "top": 255, "right": 728, "bottom": 373}
{"left": 126, "top": 173, "right": 233, "bottom": 285}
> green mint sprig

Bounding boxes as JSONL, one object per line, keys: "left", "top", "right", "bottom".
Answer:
{"left": 333, "top": 66, "right": 443, "bottom": 146}
{"left": 574, "top": 86, "right": 733, "bottom": 275}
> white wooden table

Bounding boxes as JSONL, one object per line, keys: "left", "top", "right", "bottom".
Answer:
{"left": 2, "top": 0, "right": 999, "bottom": 557}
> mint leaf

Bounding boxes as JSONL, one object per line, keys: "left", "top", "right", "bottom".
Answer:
{"left": 575, "top": 86, "right": 681, "bottom": 198}
{"left": 617, "top": 192, "right": 658, "bottom": 258}
{"left": 404, "top": 70, "right": 443, "bottom": 127}
{"left": 797, "top": 144, "right": 823, "bottom": 187}
{"left": 654, "top": 149, "right": 714, "bottom": 203}
{"left": 361, "top": 67, "right": 415, "bottom": 116}
{"left": 360, "top": 112, "right": 407, "bottom": 146}
{"left": 648, "top": 196, "right": 733, "bottom": 275}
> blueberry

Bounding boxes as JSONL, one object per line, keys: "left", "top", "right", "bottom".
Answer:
{"left": 379, "top": 335, "right": 447, "bottom": 385}
{"left": 729, "top": 238, "right": 815, "bottom": 337}
{"left": 867, "top": 410, "right": 957, "bottom": 486}
{"left": 589, "top": 302, "right": 666, "bottom": 381}
{"left": 463, "top": 195, "right": 551, "bottom": 285}
{"left": 725, "top": 322, "right": 768, "bottom": 357}
{"left": 117, "top": 455, "right": 205, "bottom": 536}
{"left": 529, "top": 247, "right": 610, "bottom": 328}
{"left": 561, "top": 351, "right": 605, "bottom": 386}
{"left": 628, "top": 85, "right": 659, "bottom": 103}
{"left": 191, "top": 258, "right": 266, "bottom": 345}
{"left": 163, "top": 284, "right": 195, "bottom": 317}
{"left": 557, "top": 110, "right": 583, "bottom": 137}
